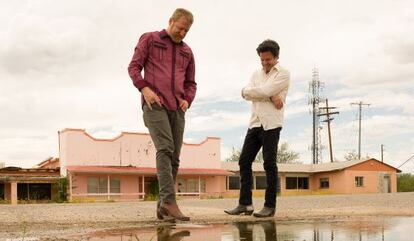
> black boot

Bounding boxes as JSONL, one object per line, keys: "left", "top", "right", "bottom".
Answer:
{"left": 224, "top": 205, "right": 254, "bottom": 215}
{"left": 253, "top": 207, "right": 275, "bottom": 218}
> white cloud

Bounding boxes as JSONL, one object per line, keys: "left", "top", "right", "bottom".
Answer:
{"left": 0, "top": 0, "right": 413, "bottom": 173}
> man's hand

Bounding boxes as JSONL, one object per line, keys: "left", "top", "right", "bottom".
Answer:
{"left": 141, "top": 87, "right": 161, "bottom": 110}
{"left": 179, "top": 100, "right": 189, "bottom": 112}
{"left": 271, "top": 95, "right": 283, "bottom": 109}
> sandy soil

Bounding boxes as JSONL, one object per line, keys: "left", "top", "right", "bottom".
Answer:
{"left": 1, "top": 192, "right": 413, "bottom": 239}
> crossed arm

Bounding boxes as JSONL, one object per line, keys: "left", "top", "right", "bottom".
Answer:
{"left": 241, "top": 70, "right": 290, "bottom": 109}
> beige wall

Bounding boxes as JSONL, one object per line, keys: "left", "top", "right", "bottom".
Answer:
{"left": 205, "top": 176, "right": 227, "bottom": 194}
{"left": 311, "top": 171, "right": 347, "bottom": 194}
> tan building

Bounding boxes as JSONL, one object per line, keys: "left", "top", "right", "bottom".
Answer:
{"left": 0, "top": 166, "right": 60, "bottom": 204}
{"left": 222, "top": 158, "right": 401, "bottom": 196}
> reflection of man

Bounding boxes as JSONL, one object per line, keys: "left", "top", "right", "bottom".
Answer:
{"left": 225, "top": 39, "right": 290, "bottom": 218}
{"left": 260, "top": 221, "right": 278, "bottom": 241}
{"left": 157, "top": 226, "right": 190, "bottom": 241}
{"left": 234, "top": 222, "right": 253, "bottom": 241}
{"left": 128, "top": 8, "right": 196, "bottom": 221}
{"left": 233, "top": 221, "right": 277, "bottom": 241}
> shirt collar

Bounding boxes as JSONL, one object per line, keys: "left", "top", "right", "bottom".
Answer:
{"left": 262, "top": 62, "right": 280, "bottom": 73}
{"left": 159, "top": 29, "right": 184, "bottom": 45}
{"left": 159, "top": 29, "right": 169, "bottom": 39}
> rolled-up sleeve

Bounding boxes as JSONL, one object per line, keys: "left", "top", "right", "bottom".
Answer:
{"left": 128, "top": 33, "right": 151, "bottom": 91}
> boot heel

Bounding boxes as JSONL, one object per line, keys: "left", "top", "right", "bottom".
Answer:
{"left": 245, "top": 210, "right": 254, "bottom": 215}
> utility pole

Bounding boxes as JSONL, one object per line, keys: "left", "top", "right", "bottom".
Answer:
{"left": 351, "top": 101, "right": 370, "bottom": 159}
{"left": 318, "top": 99, "right": 339, "bottom": 162}
{"left": 308, "top": 68, "right": 324, "bottom": 164}
{"left": 381, "top": 144, "right": 384, "bottom": 162}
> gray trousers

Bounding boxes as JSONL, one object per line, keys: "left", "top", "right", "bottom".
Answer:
{"left": 143, "top": 104, "right": 185, "bottom": 203}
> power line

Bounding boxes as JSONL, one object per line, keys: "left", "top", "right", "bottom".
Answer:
{"left": 397, "top": 154, "right": 414, "bottom": 169}
{"left": 350, "top": 101, "right": 370, "bottom": 159}
{"left": 318, "top": 99, "right": 339, "bottom": 162}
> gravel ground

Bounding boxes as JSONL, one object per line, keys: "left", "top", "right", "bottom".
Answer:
{"left": 1, "top": 192, "right": 413, "bottom": 238}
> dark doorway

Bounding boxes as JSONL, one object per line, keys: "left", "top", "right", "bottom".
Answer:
{"left": 0, "top": 183, "right": 4, "bottom": 200}
{"left": 17, "top": 183, "right": 52, "bottom": 200}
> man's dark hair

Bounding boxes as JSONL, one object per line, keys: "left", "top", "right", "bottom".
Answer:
{"left": 256, "top": 39, "right": 280, "bottom": 58}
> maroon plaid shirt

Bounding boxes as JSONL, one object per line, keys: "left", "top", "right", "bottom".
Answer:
{"left": 128, "top": 29, "right": 197, "bottom": 111}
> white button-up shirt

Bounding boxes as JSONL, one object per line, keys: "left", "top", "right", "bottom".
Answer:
{"left": 242, "top": 63, "right": 290, "bottom": 130}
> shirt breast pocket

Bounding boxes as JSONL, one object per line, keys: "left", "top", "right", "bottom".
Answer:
{"left": 178, "top": 49, "right": 190, "bottom": 70}
{"left": 151, "top": 41, "right": 167, "bottom": 60}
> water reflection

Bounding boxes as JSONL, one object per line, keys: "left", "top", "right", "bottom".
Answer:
{"left": 74, "top": 217, "right": 413, "bottom": 241}
{"left": 233, "top": 221, "right": 277, "bottom": 241}
{"left": 157, "top": 225, "right": 190, "bottom": 241}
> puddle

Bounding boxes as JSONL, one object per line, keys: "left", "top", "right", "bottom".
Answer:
{"left": 72, "top": 216, "right": 413, "bottom": 241}
{"left": 3, "top": 216, "right": 413, "bottom": 240}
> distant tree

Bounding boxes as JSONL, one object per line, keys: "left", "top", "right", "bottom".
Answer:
{"left": 276, "top": 142, "right": 301, "bottom": 163}
{"left": 344, "top": 150, "right": 370, "bottom": 161}
{"left": 225, "top": 148, "right": 241, "bottom": 162}
{"left": 225, "top": 142, "right": 300, "bottom": 164}
{"left": 397, "top": 173, "right": 414, "bottom": 192}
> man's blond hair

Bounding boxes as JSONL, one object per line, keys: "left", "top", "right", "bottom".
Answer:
{"left": 171, "top": 8, "right": 194, "bottom": 24}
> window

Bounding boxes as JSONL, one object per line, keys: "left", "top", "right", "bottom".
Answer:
{"left": 319, "top": 178, "right": 329, "bottom": 189}
{"left": 99, "top": 177, "right": 108, "bottom": 193}
{"left": 298, "top": 177, "right": 309, "bottom": 189}
{"left": 177, "top": 178, "right": 206, "bottom": 193}
{"left": 200, "top": 179, "right": 206, "bottom": 193}
{"left": 255, "top": 176, "right": 267, "bottom": 190}
{"left": 87, "top": 177, "right": 99, "bottom": 193}
{"left": 285, "top": 177, "right": 309, "bottom": 190}
{"left": 110, "top": 178, "right": 121, "bottom": 193}
{"left": 355, "top": 176, "right": 364, "bottom": 187}
{"left": 88, "top": 177, "right": 108, "bottom": 193}
{"left": 17, "top": 183, "right": 52, "bottom": 200}
{"left": 228, "top": 176, "right": 240, "bottom": 190}
{"left": 187, "top": 179, "right": 198, "bottom": 193}
{"left": 286, "top": 177, "right": 297, "bottom": 189}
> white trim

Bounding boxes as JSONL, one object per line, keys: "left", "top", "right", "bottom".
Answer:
{"left": 69, "top": 172, "right": 73, "bottom": 202}
{"left": 107, "top": 174, "right": 110, "bottom": 200}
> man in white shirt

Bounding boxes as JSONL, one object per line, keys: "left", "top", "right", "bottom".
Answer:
{"left": 225, "top": 39, "right": 290, "bottom": 218}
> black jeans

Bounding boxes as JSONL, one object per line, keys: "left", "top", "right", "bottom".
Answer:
{"left": 238, "top": 126, "right": 281, "bottom": 208}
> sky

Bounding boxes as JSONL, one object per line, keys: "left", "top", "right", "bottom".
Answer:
{"left": 0, "top": 0, "right": 413, "bottom": 173}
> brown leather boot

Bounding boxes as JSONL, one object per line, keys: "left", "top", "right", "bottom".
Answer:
{"left": 156, "top": 199, "right": 164, "bottom": 220}
{"left": 160, "top": 201, "right": 190, "bottom": 221}
{"left": 156, "top": 199, "right": 175, "bottom": 221}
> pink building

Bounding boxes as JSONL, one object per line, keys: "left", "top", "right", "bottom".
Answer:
{"left": 56, "top": 128, "right": 230, "bottom": 201}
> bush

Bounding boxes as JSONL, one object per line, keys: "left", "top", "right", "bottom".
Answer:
{"left": 144, "top": 181, "right": 159, "bottom": 201}
{"left": 52, "top": 177, "right": 68, "bottom": 203}
{"left": 397, "top": 173, "right": 414, "bottom": 192}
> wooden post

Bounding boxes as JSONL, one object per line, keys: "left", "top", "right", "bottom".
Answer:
{"left": 11, "top": 182, "right": 17, "bottom": 205}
